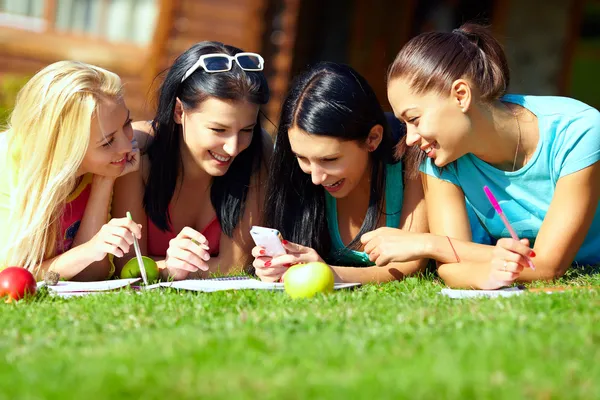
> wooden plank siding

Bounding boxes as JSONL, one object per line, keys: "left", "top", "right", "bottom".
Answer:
{"left": 0, "top": 0, "right": 270, "bottom": 121}
{"left": 146, "top": 0, "right": 270, "bottom": 116}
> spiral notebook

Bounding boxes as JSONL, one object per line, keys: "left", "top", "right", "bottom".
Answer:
{"left": 146, "top": 277, "right": 361, "bottom": 292}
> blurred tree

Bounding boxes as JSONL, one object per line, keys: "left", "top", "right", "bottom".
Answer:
{"left": 0, "top": 75, "right": 29, "bottom": 129}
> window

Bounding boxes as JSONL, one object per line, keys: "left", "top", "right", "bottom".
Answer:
{"left": 0, "top": 0, "right": 158, "bottom": 46}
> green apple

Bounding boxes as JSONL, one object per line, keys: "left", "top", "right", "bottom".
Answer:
{"left": 283, "top": 262, "right": 335, "bottom": 299}
{"left": 120, "top": 256, "right": 160, "bottom": 283}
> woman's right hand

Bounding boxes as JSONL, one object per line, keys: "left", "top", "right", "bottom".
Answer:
{"left": 118, "top": 139, "right": 140, "bottom": 177}
{"left": 86, "top": 217, "right": 142, "bottom": 261}
{"left": 165, "top": 227, "right": 211, "bottom": 281}
{"left": 251, "top": 246, "right": 286, "bottom": 282}
{"left": 484, "top": 238, "right": 535, "bottom": 289}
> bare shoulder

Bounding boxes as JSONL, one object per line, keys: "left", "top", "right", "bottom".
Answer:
{"left": 132, "top": 121, "right": 155, "bottom": 154}
{"left": 132, "top": 120, "right": 154, "bottom": 135}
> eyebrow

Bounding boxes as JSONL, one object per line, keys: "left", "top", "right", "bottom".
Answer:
{"left": 208, "top": 121, "right": 257, "bottom": 129}
{"left": 292, "top": 151, "right": 341, "bottom": 159}
{"left": 399, "top": 107, "right": 417, "bottom": 118}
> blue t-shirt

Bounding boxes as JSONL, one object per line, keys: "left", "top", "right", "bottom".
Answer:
{"left": 420, "top": 94, "right": 600, "bottom": 265}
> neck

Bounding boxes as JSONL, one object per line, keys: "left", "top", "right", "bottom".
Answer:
{"left": 469, "top": 100, "right": 522, "bottom": 170}
{"left": 337, "top": 161, "right": 373, "bottom": 224}
{"left": 179, "top": 140, "right": 212, "bottom": 186}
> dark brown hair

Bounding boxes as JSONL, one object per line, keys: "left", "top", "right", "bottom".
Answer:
{"left": 388, "top": 23, "right": 510, "bottom": 177}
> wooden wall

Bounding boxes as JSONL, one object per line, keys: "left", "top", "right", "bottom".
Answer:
{"left": 0, "top": 0, "right": 270, "bottom": 121}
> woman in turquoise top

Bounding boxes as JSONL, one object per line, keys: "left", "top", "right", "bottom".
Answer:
{"left": 362, "top": 23, "right": 600, "bottom": 290}
{"left": 251, "top": 62, "right": 429, "bottom": 283}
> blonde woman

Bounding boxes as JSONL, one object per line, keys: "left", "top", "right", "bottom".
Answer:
{"left": 0, "top": 61, "right": 141, "bottom": 281}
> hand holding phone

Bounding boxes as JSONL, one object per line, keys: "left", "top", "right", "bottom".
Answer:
{"left": 250, "top": 226, "right": 287, "bottom": 257}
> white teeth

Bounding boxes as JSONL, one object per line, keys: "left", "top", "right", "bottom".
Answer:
{"left": 424, "top": 148, "right": 432, "bottom": 154}
{"left": 210, "top": 151, "right": 231, "bottom": 162}
{"left": 325, "top": 180, "right": 343, "bottom": 188}
{"left": 112, "top": 158, "right": 124, "bottom": 163}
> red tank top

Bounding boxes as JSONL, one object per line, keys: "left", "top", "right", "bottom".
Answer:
{"left": 58, "top": 173, "right": 93, "bottom": 254}
{"left": 146, "top": 208, "right": 221, "bottom": 257}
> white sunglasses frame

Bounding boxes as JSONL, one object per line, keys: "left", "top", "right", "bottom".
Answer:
{"left": 181, "top": 52, "right": 265, "bottom": 82}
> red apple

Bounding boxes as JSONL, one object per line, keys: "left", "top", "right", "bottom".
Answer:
{"left": 0, "top": 267, "right": 37, "bottom": 302}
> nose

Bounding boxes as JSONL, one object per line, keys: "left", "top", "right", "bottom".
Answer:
{"left": 405, "top": 125, "right": 421, "bottom": 147}
{"left": 223, "top": 134, "right": 239, "bottom": 157}
{"left": 310, "top": 164, "right": 327, "bottom": 185}
{"left": 119, "top": 132, "right": 133, "bottom": 155}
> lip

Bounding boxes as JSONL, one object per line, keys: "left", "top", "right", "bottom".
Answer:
{"left": 421, "top": 142, "right": 437, "bottom": 158}
{"left": 209, "top": 150, "right": 232, "bottom": 166}
{"left": 110, "top": 158, "right": 126, "bottom": 167}
{"left": 323, "top": 178, "right": 345, "bottom": 193}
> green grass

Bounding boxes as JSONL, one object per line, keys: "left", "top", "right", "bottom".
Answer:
{"left": 1, "top": 269, "right": 599, "bottom": 400}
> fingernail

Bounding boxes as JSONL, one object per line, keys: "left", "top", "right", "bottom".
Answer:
{"left": 282, "top": 240, "right": 288, "bottom": 245}
{"left": 260, "top": 249, "right": 266, "bottom": 255}
{"left": 265, "top": 261, "right": 271, "bottom": 267}
{"left": 530, "top": 250, "right": 536, "bottom": 257}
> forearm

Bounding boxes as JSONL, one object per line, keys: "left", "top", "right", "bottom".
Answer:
{"left": 72, "top": 176, "right": 114, "bottom": 247}
{"left": 422, "top": 233, "right": 494, "bottom": 264}
{"left": 516, "top": 255, "right": 568, "bottom": 282}
{"left": 34, "top": 242, "right": 105, "bottom": 281}
{"left": 331, "top": 259, "right": 426, "bottom": 284}
{"left": 436, "top": 261, "right": 493, "bottom": 289}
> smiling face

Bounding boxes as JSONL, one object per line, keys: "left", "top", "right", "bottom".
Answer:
{"left": 387, "top": 78, "right": 473, "bottom": 167}
{"left": 288, "top": 126, "right": 380, "bottom": 199}
{"left": 79, "top": 98, "right": 133, "bottom": 177}
{"left": 176, "top": 97, "right": 259, "bottom": 176}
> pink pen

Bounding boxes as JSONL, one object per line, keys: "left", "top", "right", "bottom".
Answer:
{"left": 483, "top": 186, "right": 536, "bottom": 270}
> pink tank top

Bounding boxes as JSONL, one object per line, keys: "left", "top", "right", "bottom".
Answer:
{"left": 146, "top": 210, "right": 221, "bottom": 257}
{"left": 58, "top": 173, "right": 93, "bottom": 254}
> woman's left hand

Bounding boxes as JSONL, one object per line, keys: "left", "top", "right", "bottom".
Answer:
{"left": 361, "top": 227, "right": 426, "bottom": 266}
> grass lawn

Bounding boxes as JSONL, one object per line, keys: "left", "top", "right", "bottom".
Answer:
{"left": 1, "top": 269, "right": 599, "bottom": 400}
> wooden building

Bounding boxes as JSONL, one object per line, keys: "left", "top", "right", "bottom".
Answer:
{"left": 0, "top": 0, "right": 598, "bottom": 126}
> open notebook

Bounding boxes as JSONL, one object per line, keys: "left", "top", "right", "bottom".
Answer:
{"left": 144, "top": 277, "right": 361, "bottom": 292}
{"left": 440, "top": 287, "right": 525, "bottom": 299}
{"left": 39, "top": 277, "right": 361, "bottom": 297}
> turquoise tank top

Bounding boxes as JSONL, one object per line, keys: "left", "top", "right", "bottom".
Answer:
{"left": 325, "top": 161, "right": 404, "bottom": 266}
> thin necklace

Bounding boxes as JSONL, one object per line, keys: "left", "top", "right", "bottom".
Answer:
{"left": 503, "top": 102, "right": 521, "bottom": 172}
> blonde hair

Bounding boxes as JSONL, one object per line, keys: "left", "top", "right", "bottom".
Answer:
{"left": 0, "top": 61, "right": 122, "bottom": 273}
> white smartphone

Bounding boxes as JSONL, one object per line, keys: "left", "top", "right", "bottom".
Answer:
{"left": 250, "top": 226, "right": 287, "bottom": 257}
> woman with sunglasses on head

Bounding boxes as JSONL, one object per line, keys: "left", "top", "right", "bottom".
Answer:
{"left": 362, "top": 23, "right": 600, "bottom": 290}
{"left": 0, "top": 61, "right": 141, "bottom": 281}
{"left": 112, "top": 42, "right": 270, "bottom": 280}
{"left": 251, "top": 62, "right": 429, "bottom": 284}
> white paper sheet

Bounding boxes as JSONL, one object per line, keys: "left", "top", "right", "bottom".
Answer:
{"left": 43, "top": 278, "right": 140, "bottom": 293}
{"left": 150, "top": 278, "right": 361, "bottom": 292}
{"left": 440, "top": 287, "right": 524, "bottom": 299}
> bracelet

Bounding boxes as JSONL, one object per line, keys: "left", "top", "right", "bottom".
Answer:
{"left": 446, "top": 236, "right": 461, "bottom": 263}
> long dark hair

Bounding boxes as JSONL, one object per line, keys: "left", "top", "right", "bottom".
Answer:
{"left": 388, "top": 22, "right": 510, "bottom": 177}
{"left": 145, "top": 41, "right": 270, "bottom": 236}
{"left": 265, "top": 62, "right": 397, "bottom": 264}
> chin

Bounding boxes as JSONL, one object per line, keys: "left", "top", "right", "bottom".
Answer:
{"left": 202, "top": 161, "right": 231, "bottom": 177}
{"left": 433, "top": 157, "right": 448, "bottom": 167}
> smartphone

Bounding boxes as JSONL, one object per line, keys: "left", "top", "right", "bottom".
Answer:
{"left": 250, "top": 226, "right": 287, "bottom": 257}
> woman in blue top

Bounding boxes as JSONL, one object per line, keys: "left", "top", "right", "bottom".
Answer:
{"left": 251, "top": 62, "right": 429, "bottom": 283}
{"left": 362, "top": 23, "right": 600, "bottom": 290}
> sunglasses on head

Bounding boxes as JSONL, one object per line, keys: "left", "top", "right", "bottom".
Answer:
{"left": 181, "top": 52, "right": 265, "bottom": 82}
